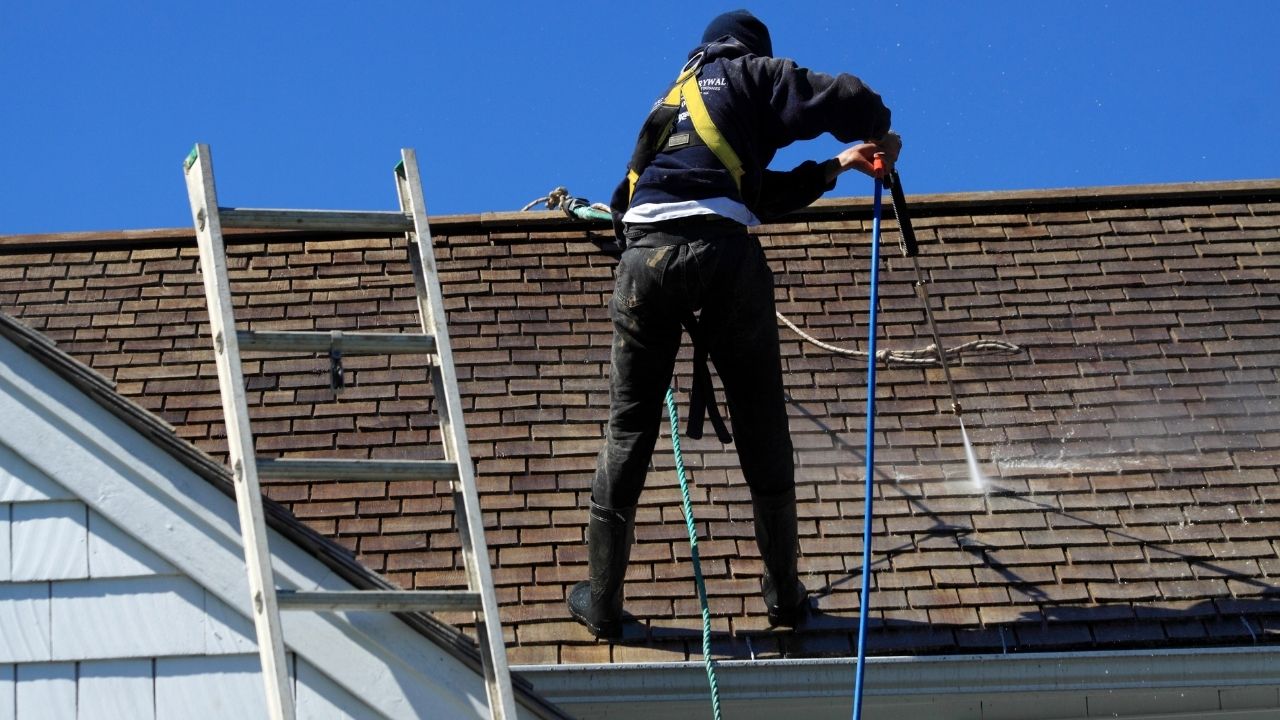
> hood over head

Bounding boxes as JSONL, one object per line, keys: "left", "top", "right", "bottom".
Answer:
{"left": 700, "top": 9, "right": 772, "bottom": 57}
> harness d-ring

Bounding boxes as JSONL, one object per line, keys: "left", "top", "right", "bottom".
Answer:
{"left": 680, "top": 51, "right": 705, "bottom": 77}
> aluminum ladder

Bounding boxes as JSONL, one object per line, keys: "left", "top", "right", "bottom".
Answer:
{"left": 182, "top": 144, "right": 516, "bottom": 720}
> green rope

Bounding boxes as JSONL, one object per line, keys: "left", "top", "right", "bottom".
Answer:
{"left": 665, "top": 386, "right": 723, "bottom": 720}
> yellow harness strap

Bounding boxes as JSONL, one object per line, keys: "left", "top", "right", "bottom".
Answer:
{"left": 627, "top": 59, "right": 745, "bottom": 202}
{"left": 676, "top": 72, "right": 745, "bottom": 193}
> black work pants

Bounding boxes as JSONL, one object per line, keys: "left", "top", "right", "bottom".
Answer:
{"left": 592, "top": 220, "right": 795, "bottom": 509}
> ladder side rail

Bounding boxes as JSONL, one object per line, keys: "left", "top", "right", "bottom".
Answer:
{"left": 396, "top": 149, "right": 517, "bottom": 720}
{"left": 183, "top": 144, "right": 296, "bottom": 720}
{"left": 450, "top": 483, "right": 511, "bottom": 716}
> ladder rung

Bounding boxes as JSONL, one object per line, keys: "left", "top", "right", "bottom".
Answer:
{"left": 256, "top": 458, "right": 459, "bottom": 482}
{"left": 219, "top": 208, "right": 414, "bottom": 232}
{"left": 237, "top": 330, "right": 436, "bottom": 355}
{"left": 277, "top": 590, "right": 482, "bottom": 612}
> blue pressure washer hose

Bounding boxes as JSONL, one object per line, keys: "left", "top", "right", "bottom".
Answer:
{"left": 852, "top": 158, "right": 886, "bottom": 720}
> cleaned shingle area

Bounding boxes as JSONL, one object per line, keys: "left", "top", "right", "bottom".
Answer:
{"left": 2, "top": 181, "right": 1277, "bottom": 665}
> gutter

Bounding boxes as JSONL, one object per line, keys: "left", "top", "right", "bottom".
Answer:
{"left": 516, "top": 646, "right": 1280, "bottom": 716}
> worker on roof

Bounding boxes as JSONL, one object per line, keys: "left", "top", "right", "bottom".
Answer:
{"left": 569, "top": 9, "right": 901, "bottom": 639}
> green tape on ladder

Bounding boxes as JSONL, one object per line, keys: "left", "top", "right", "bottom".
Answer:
{"left": 183, "top": 146, "right": 199, "bottom": 173}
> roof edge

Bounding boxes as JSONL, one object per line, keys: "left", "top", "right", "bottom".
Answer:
{"left": 3, "top": 178, "right": 1277, "bottom": 250}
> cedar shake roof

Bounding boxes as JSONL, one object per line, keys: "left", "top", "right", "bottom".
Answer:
{"left": 1, "top": 180, "right": 1277, "bottom": 666}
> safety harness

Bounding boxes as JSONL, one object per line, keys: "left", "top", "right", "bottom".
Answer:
{"left": 623, "top": 51, "right": 745, "bottom": 204}
{"left": 616, "top": 52, "right": 747, "bottom": 444}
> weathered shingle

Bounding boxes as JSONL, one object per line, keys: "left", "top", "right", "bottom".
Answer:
{"left": 51, "top": 576, "right": 207, "bottom": 660}
{"left": 0, "top": 582, "right": 52, "bottom": 662}
{"left": 11, "top": 502, "right": 88, "bottom": 582}
{"left": 77, "top": 660, "right": 156, "bottom": 720}
{"left": 15, "top": 663, "right": 76, "bottom": 720}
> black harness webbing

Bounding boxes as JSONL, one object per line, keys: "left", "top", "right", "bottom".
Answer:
{"left": 680, "top": 309, "right": 733, "bottom": 444}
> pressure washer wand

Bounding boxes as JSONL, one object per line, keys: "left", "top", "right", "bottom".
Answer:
{"left": 884, "top": 170, "right": 965, "bottom": 417}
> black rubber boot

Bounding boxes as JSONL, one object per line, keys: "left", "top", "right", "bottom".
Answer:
{"left": 752, "top": 489, "right": 808, "bottom": 627}
{"left": 568, "top": 501, "right": 636, "bottom": 639}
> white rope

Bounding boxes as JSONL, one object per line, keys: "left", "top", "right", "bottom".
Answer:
{"left": 776, "top": 310, "right": 1021, "bottom": 365}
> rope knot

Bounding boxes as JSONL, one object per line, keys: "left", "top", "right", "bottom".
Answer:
{"left": 545, "top": 186, "right": 569, "bottom": 211}
{"left": 520, "top": 186, "right": 573, "bottom": 212}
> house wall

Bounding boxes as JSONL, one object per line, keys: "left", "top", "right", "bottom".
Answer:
{"left": 0, "top": 441, "right": 383, "bottom": 719}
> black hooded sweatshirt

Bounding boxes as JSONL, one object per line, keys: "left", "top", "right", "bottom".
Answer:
{"left": 614, "top": 37, "right": 891, "bottom": 225}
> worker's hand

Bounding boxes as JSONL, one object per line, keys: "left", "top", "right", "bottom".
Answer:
{"left": 832, "top": 143, "right": 884, "bottom": 179}
{"left": 829, "top": 131, "right": 902, "bottom": 180}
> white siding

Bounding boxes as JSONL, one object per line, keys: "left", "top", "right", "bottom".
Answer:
{"left": 51, "top": 575, "right": 205, "bottom": 660}
{"left": 203, "top": 592, "right": 257, "bottom": 655}
{"left": 78, "top": 659, "right": 156, "bottom": 720}
{"left": 0, "top": 444, "right": 72, "bottom": 502}
{"left": 15, "top": 663, "right": 75, "bottom": 720}
{"left": 1, "top": 504, "right": 9, "bottom": 582}
{"left": 0, "top": 337, "right": 508, "bottom": 720}
{"left": 155, "top": 654, "right": 280, "bottom": 720}
{"left": 297, "top": 658, "right": 385, "bottom": 720}
{"left": 0, "top": 583, "right": 51, "bottom": 663}
{"left": 0, "top": 664, "right": 13, "bottom": 720}
{"left": 0, "top": 657, "right": 392, "bottom": 720}
{"left": 11, "top": 501, "right": 87, "bottom": 581}
{"left": 88, "top": 510, "right": 175, "bottom": 578}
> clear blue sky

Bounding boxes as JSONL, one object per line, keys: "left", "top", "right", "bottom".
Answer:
{"left": 2, "top": 1, "right": 1277, "bottom": 235}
